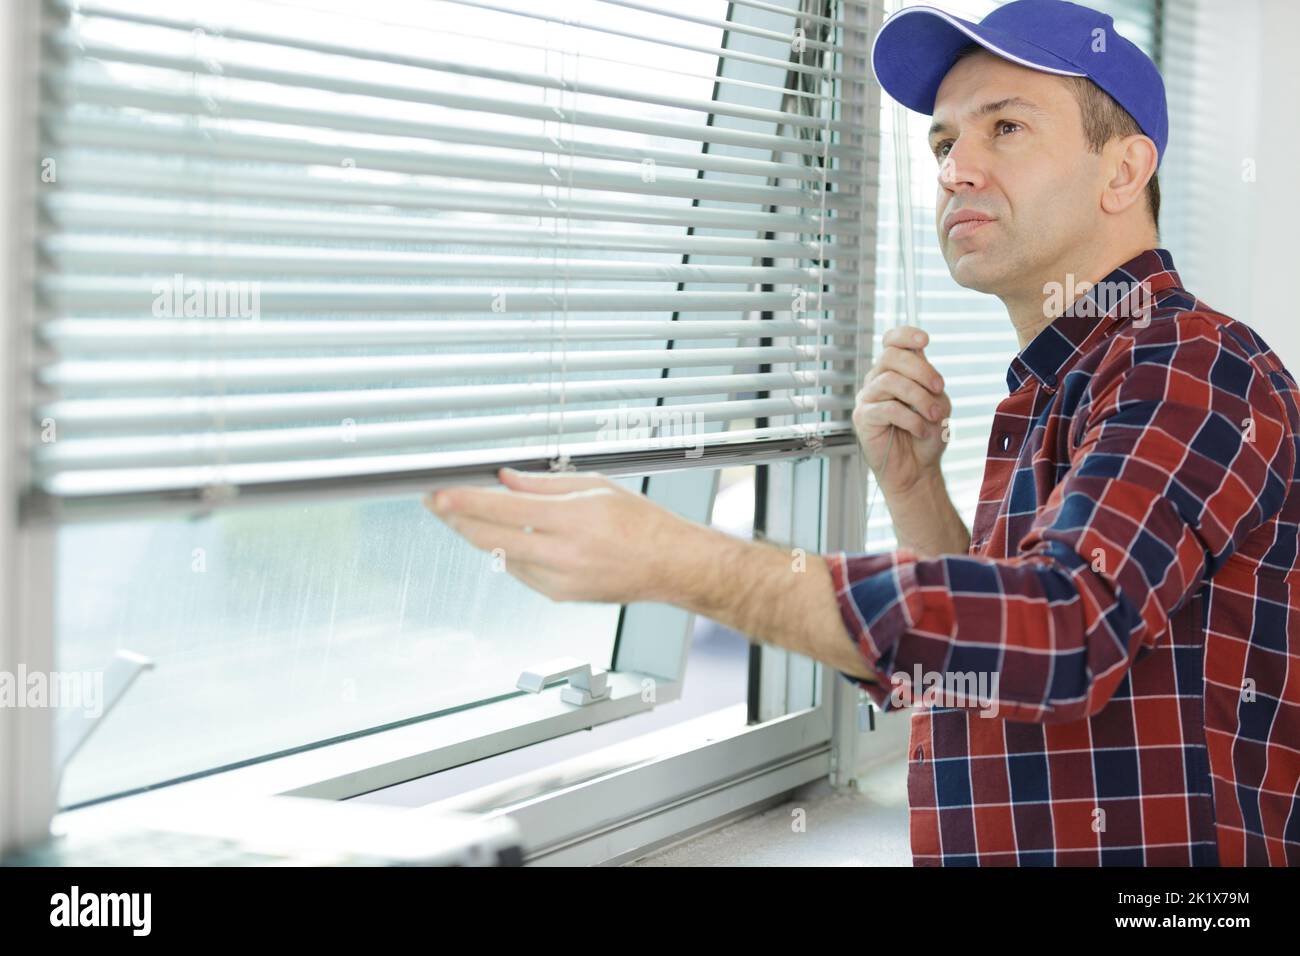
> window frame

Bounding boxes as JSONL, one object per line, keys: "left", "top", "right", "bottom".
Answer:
{"left": 0, "top": 0, "right": 55, "bottom": 855}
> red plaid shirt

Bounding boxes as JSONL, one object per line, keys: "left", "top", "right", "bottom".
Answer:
{"left": 829, "top": 248, "right": 1300, "bottom": 865}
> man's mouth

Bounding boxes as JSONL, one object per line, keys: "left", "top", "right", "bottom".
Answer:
{"left": 947, "top": 218, "right": 995, "bottom": 239}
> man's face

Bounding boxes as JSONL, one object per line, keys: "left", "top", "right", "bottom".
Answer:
{"left": 929, "top": 49, "right": 1102, "bottom": 298}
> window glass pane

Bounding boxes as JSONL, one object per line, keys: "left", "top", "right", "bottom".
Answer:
{"left": 56, "top": 481, "right": 638, "bottom": 805}
{"left": 351, "top": 465, "right": 755, "bottom": 808}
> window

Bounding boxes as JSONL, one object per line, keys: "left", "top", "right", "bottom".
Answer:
{"left": 27, "top": 0, "right": 879, "bottom": 808}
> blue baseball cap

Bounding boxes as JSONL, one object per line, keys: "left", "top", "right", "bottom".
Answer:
{"left": 872, "top": 0, "right": 1168, "bottom": 167}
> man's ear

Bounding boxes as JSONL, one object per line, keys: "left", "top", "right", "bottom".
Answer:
{"left": 1100, "top": 134, "right": 1158, "bottom": 216}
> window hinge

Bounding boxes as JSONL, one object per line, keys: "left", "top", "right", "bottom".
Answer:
{"left": 516, "top": 657, "right": 611, "bottom": 706}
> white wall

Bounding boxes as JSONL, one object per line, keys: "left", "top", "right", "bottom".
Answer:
{"left": 1162, "top": 0, "right": 1300, "bottom": 371}
{"left": 1246, "top": 0, "right": 1300, "bottom": 370}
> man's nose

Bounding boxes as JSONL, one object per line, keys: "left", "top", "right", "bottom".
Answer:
{"left": 937, "top": 136, "right": 988, "bottom": 192}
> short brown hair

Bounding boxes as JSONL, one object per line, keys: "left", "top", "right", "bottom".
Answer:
{"left": 952, "top": 43, "right": 1160, "bottom": 231}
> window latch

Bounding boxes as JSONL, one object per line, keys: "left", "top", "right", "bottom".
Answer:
{"left": 516, "top": 657, "right": 611, "bottom": 706}
{"left": 857, "top": 691, "right": 876, "bottom": 732}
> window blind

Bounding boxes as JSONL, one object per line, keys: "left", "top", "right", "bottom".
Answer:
{"left": 866, "top": 0, "right": 1157, "bottom": 550}
{"left": 26, "top": 0, "right": 884, "bottom": 519}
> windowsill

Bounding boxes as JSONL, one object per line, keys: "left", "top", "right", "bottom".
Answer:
{"left": 625, "top": 751, "right": 912, "bottom": 866}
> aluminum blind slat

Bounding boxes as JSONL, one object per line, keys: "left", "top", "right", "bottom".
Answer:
{"left": 40, "top": 239, "right": 852, "bottom": 283}
{"left": 38, "top": 370, "right": 858, "bottom": 432}
{"left": 40, "top": 345, "right": 858, "bottom": 390}
{"left": 33, "top": 395, "right": 857, "bottom": 473}
{"left": 40, "top": 279, "right": 860, "bottom": 314}
{"left": 36, "top": 424, "right": 860, "bottom": 516}
{"left": 43, "top": 239, "right": 854, "bottom": 285}
{"left": 41, "top": 318, "right": 862, "bottom": 351}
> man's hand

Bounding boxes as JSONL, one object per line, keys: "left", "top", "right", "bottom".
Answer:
{"left": 853, "top": 324, "right": 952, "bottom": 497}
{"left": 424, "top": 467, "right": 880, "bottom": 685}
{"left": 423, "top": 467, "right": 700, "bottom": 604}
{"left": 854, "top": 324, "right": 970, "bottom": 557}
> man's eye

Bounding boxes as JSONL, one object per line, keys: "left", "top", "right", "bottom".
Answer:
{"left": 934, "top": 121, "right": 1020, "bottom": 160}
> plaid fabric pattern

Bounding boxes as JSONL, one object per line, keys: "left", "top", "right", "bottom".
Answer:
{"left": 829, "top": 248, "right": 1300, "bottom": 865}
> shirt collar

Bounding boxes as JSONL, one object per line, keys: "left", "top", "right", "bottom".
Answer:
{"left": 1005, "top": 248, "right": 1186, "bottom": 394}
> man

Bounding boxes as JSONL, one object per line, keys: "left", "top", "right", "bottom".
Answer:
{"left": 425, "top": 0, "right": 1300, "bottom": 866}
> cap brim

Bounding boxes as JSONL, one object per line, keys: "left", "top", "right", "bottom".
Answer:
{"left": 871, "top": 5, "right": 1086, "bottom": 115}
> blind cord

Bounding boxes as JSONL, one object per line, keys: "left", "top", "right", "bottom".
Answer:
{"left": 861, "top": 27, "right": 922, "bottom": 551}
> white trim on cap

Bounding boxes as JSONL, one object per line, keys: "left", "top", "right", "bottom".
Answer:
{"left": 872, "top": 5, "right": 1088, "bottom": 85}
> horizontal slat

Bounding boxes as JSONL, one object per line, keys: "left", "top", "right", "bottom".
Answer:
{"left": 24, "top": 423, "right": 859, "bottom": 514}
{"left": 39, "top": 279, "right": 859, "bottom": 315}
{"left": 39, "top": 344, "right": 857, "bottom": 389}
{"left": 40, "top": 317, "right": 861, "bottom": 352}
{"left": 37, "top": 370, "right": 857, "bottom": 432}
{"left": 41, "top": 237, "right": 851, "bottom": 285}
{"left": 33, "top": 395, "right": 852, "bottom": 471}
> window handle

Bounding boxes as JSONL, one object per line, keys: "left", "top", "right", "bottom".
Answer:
{"left": 516, "top": 657, "right": 611, "bottom": 706}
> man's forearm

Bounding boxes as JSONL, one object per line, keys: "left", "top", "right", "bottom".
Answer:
{"left": 882, "top": 470, "right": 971, "bottom": 557}
{"left": 657, "top": 522, "right": 879, "bottom": 683}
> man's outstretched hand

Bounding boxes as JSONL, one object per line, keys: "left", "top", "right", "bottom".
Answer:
{"left": 423, "top": 467, "right": 701, "bottom": 605}
{"left": 422, "top": 466, "right": 879, "bottom": 685}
